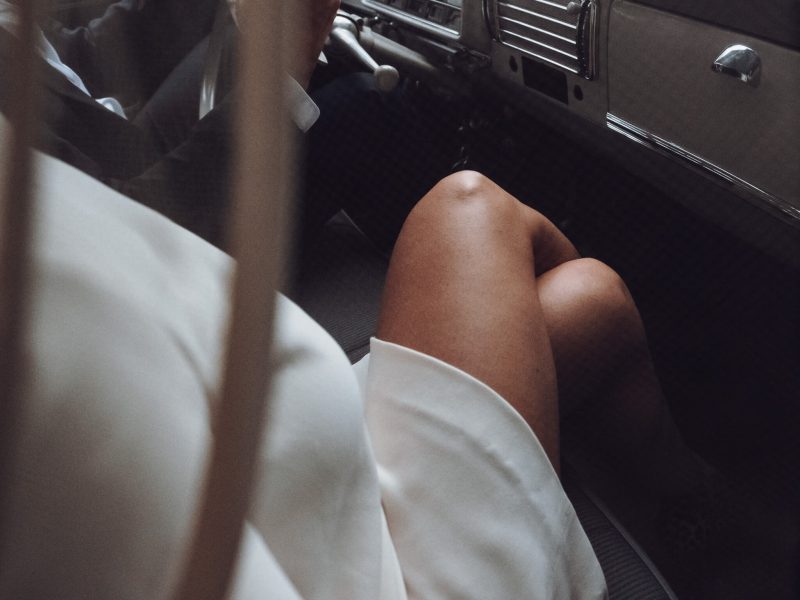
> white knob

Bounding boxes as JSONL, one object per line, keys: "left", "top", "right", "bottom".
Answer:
{"left": 329, "top": 17, "right": 400, "bottom": 92}
{"left": 374, "top": 64, "right": 400, "bottom": 92}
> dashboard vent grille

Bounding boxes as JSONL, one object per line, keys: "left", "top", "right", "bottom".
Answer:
{"left": 491, "top": 0, "right": 597, "bottom": 78}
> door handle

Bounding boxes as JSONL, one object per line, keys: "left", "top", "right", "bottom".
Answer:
{"left": 712, "top": 45, "right": 761, "bottom": 87}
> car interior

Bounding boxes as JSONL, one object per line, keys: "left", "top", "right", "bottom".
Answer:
{"left": 300, "top": 2, "right": 800, "bottom": 597}
{"left": 2, "top": 0, "right": 799, "bottom": 598}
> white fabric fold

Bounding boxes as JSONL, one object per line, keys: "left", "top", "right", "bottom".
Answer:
{"left": 360, "top": 338, "right": 608, "bottom": 600}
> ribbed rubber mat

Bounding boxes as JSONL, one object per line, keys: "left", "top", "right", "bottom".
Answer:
{"left": 563, "top": 467, "right": 678, "bottom": 600}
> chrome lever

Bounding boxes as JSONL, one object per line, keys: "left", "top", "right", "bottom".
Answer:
{"left": 327, "top": 15, "right": 400, "bottom": 92}
{"left": 712, "top": 45, "right": 761, "bottom": 87}
{"left": 199, "top": 0, "right": 232, "bottom": 119}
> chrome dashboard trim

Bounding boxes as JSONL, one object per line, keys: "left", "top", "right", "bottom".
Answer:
{"left": 363, "top": 0, "right": 461, "bottom": 40}
{"left": 502, "top": 41, "right": 580, "bottom": 72}
{"left": 485, "top": 0, "right": 500, "bottom": 39}
{"left": 606, "top": 113, "right": 800, "bottom": 222}
{"left": 492, "top": 0, "right": 595, "bottom": 79}
{"left": 498, "top": 2, "right": 577, "bottom": 30}
{"left": 530, "top": 0, "right": 569, "bottom": 11}
{"left": 502, "top": 30, "right": 578, "bottom": 59}
{"left": 498, "top": 15, "right": 577, "bottom": 44}
{"left": 576, "top": 0, "right": 597, "bottom": 80}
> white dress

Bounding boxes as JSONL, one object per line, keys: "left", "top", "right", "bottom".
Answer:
{"left": 0, "top": 122, "right": 607, "bottom": 599}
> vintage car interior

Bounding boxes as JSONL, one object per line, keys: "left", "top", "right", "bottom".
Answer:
{"left": 300, "top": 1, "right": 800, "bottom": 597}
{"left": 1, "top": 0, "right": 798, "bottom": 598}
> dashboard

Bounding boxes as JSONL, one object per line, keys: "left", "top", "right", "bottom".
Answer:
{"left": 364, "top": 0, "right": 464, "bottom": 37}
{"left": 340, "top": 0, "right": 800, "bottom": 265}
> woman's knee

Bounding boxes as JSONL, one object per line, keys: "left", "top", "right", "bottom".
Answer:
{"left": 401, "top": 171, "right": 532, "bottom": 243}
{"left": 428, "top": 170, "right": 498, "bottom": 202}
{"left": 549, "top": 258, "right": 640, "bottom": 336}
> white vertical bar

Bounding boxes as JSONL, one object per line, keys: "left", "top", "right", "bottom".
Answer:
{"left": 172, "top": 0, "right": 296, "bottom": 598}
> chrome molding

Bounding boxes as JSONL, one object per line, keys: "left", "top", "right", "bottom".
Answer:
{"left": 363, "top": 0, "right": 461, "bottom": 40}
{"left": 606, "top": 113, "right": 800, "bottom": 222}
{"left": 577, "top": 0, "right": 598, "bottom": 80}
{"left": 484, "top": 0, "right": 500, "bottom": 40}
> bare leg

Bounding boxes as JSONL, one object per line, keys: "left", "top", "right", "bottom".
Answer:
{"left": 377, "top": 171, "right": 564, "bottom": 470}
{"left": 537, "top": 258, "right": 704, "bottom": 495}
{"left": 377, "top": 171, "right": 703, "bottom": 493}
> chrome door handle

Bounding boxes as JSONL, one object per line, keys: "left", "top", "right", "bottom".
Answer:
{"left": 712, "top": 45, "right": 761, "bottom": 87}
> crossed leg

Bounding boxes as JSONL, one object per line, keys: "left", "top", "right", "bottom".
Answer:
{"left": 377, "top": 171, "right": 697, "bottom": 487}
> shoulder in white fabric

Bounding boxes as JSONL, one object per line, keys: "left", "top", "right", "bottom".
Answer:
{"left": 0, "top": 117, "right": 385, "bottom": 600}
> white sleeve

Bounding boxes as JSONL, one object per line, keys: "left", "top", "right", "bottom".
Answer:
{"left": 0, "top": 144, "right": 233, "bottom": 600}
{"left": 222, "top": 0, "right": 320, "bottom": 131}
{"left": 285, "top": 75, "right": 320, "bottom": 131}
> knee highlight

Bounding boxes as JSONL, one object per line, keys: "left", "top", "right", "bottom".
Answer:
{"left": 413, "top": 170, "right": 520, "bottom": 225}
{"left": 432, "top": 170, "right": 496, "bottom": 202}
{"left": 560, "top": 258, "right": 637, "bottom": 328}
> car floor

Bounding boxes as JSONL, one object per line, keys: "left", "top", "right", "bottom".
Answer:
{"left": 467, "top": 113, "right": 800, "bottom": 600}
{"left": 562, "top": 186, "right": 800, "bottom": 600}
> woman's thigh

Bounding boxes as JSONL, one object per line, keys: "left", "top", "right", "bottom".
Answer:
{"left": 376, "top": 171, "right": 561, "bottom": 468}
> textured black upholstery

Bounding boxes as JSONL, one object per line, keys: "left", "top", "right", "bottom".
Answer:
{"left": 292, "top": 214, "right": 678, "bottom": 599}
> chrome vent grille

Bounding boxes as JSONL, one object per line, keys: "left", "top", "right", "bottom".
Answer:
{"left": 490, "top": 0, "right": 597, "bottom": 79}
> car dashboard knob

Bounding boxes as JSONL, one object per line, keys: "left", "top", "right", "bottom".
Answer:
{"left": 328, "top": 14, "right": 400, "bottom": 92}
